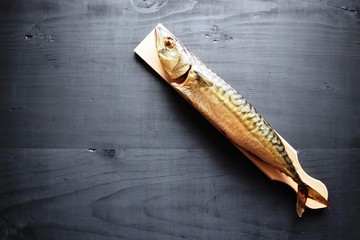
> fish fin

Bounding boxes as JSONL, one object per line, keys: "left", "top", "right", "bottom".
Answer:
{"left": 296, "top": 183, "right": 329, "bottom": 217}
{"left": 296, "top": 184, "right": 307, "bottom": 217}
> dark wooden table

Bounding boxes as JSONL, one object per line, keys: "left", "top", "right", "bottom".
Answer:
{"left": 1, "top": 0, "right": 359, "bottom": 239}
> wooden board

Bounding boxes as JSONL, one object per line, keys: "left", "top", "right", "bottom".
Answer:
{"left": 134, "top": 24, "right": 328, "bottom": 209}
{"left": 1, "top": 0, "right": 360, "bottom": 239}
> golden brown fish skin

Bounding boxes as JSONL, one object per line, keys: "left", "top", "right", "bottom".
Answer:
{"left": 174, "top": 59, "right": 302, "bottom": 183}
{"left": 155, "top": 26, "right": 329, "bottom": 217}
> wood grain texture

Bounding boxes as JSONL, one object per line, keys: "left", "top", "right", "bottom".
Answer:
{"left": 0, "top": 0, "right": 359, "bottom": 239}
{"left": 0, "top": 148, "right": 359, "bottom": 240}
{"left": 0, "top": 0, "right": 359, "bottom": 149}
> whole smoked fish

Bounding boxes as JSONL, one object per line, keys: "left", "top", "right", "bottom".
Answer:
{"left": 155, "top": 26, "right": 329, "bottom": 217}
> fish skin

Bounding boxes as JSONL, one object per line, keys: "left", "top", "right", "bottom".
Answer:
{"left": 155, "top": 26, "right": 329, "bottom": 217}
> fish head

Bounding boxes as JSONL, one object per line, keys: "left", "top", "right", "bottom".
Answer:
{"left": 155, "top": 26, "right": 191, "bottom": 81}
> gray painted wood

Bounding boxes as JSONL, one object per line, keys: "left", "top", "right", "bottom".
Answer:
{"left": 0, "top": 0, "right": 359, "bottom": 149}
{"left": 0, "top": 0, "right": 359, "bottom": 239}
{"left": 0, "top": 148, "right": 359, "bottom": 240}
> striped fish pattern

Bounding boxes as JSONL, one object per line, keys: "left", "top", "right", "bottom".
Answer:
{"left": 155, "top": 26, "right": 329, "bottom": 217}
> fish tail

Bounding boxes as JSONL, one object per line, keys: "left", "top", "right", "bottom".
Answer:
{"left": 296, "top": 183, "right": 329, "bottom": 217}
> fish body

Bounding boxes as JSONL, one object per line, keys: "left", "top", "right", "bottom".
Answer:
{"left": 155, "top": 26, "right": 329, "bottom": 217}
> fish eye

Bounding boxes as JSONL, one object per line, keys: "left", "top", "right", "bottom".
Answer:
{"left": 165, "top": 36, "right": 175, "bottom": 48}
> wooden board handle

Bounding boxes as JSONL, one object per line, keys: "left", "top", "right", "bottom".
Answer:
{"left": 134, "top": 23, "right": 328, "bottom": 209}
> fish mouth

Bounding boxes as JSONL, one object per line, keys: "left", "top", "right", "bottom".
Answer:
{"left": 155, "top": 26, "right": 170, "bottom": 52}
{"left": 155, "top": 26, "right": 182, "bottom": 57}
